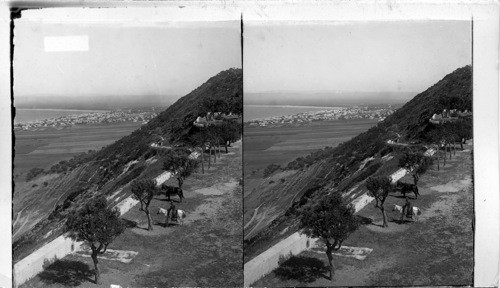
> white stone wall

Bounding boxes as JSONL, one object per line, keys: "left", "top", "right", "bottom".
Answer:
{"left": 244, "top": 232, "right": 317, "bottom": 287}
{"left": 14, "top": 235, "right": 83, "bottom": 287}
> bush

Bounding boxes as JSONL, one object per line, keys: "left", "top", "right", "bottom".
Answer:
{"left": 263, "top": 164, "right": 281, "bottom": 178}
{"left": 26, "top": 167, "right": 45, "bottom": 181}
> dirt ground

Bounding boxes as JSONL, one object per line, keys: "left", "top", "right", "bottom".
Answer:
{"left": 253, "top": 142, "right": 474, "bottom": 287}
{"left": 21, "top": 141, "right": 243, "bottom": 287}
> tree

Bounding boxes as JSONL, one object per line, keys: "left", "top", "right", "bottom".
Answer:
{"left": 366, "top": 176, "right": 392, "bottom": 227}
{"left": 427, "top": 127, "right": 445, "bottom": 170}
{"left": 190, "top": 131, "right": 209, "bottom": 174}
{"left": 65, "top": 196, "right": 125, "bottom": 284}
{"left": 398, "top": 149, "right": 433, "bottom": 186}
{"left": 219, "top": 121, "right": 241, "bottom": 153}
{"left": 131, "top": 178, "right": 157, "bottom": 231}
{"left": 206, "top": 126, "right": 220, "bottom": 164}
{"left": 162, "top": 151, "right": 199, "bottom": 189}
{"left": 299, "top": 193, "right": 359, "bottom": 280}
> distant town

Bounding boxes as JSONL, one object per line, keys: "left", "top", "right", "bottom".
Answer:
{"left": 245, "top": 105, "right": 397, "bottom": 128}
{"left": 14, "top": 108, "right": 159, "bottom": 131}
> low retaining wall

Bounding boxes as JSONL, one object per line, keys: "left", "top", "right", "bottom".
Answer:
{"left": 244, "top": 149, "right": 435, "bottom": 286}
{"left": 14, "top": 235, "right": 83, "bottom": 287}
{"left": 244, "top": 232, "right": 317, "bottom": 287}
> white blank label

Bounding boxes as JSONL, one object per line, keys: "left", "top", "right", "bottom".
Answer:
{"left": 44, "top": 35, "right": 89, "bottom": 52}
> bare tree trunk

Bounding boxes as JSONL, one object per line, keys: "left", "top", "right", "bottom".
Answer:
{"left": 208, "top": 146, "right": 211, "bottom": 168}
{"left": 380, "top": 200, "right": 388, "bottom": 227}
{"left": 200, "top": 148, "right": 205, "bottom": 174}
{"left": 436, "top": 145, "right": 440, "bottom": 171}
{"left": 217, "top": 142, "right": 221, "bottom": 158}
{"left": 146, "top": 209, "right": 153, "bottom": 231}
{"left": 325, "top": 243, "right": 335, "bottom": 281}
{"left": 213, "top": 145, "right": 217, "bottom": 163}
{"left": 225, "top": 142, "right": 228, "bottom": 153}
{"left": 91, "top": 252, "right": 100, "bottom": 284}
{"left": 448, "top": 143, "right": 452, "bottom": 159}
{"left": 443, "top": 144, "right": 446, "bottom": 166}
{"left": 327, "top": 252, "right": 334, "bottom": 280}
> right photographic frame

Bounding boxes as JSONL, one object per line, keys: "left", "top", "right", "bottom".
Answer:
{"left": 243, "top": 19, "right": 474, "bottom": 287}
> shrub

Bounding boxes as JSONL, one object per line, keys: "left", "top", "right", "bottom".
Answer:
{"left": 263, "top": 164, "right": 281, "bottom": 178}
{"left": 26, "top": 167, "right": 45, "bottom": 181}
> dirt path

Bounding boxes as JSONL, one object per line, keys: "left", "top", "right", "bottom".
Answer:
{"left": 254, "top": 143, "right": 473, "bottom": 287}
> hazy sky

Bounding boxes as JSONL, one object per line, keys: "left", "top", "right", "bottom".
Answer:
{"left": 14, "top": 11, "right": 241, "bottom": 103}
{"left": 244, "top": 21, "right": 471, "bottom": 95}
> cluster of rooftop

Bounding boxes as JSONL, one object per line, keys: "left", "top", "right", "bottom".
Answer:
{"left": 193, "top": 112, "right": 240, "bottom": 128}
{"left": 246, "top": 105, "right": 395, "bottom": 128}
{"left": 14, "top": 109, "right": 158, "bottom": 131}
{"left": 429, "top": 109, "right": 472, "bottom": 125}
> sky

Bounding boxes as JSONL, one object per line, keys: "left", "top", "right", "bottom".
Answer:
{"left": 244, "top": 21, "right": 471, "bottom": 98}
{"left": 13, "top": 9, "right": 241, "bottom": 106}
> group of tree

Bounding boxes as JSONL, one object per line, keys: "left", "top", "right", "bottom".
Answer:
{"left": 426, "top": 118, "right": 472, "bottom": 170}
{"left": 364, "top": 148, "right": 433, "bottom": 228}
{"left": 188, "top": 120, "right": 241, "bottom": 173}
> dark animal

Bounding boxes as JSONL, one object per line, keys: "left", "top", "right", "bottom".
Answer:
{"left": 160, "top": 184, "right": 184, "bottom": 202}
{"left": 395, "top": 181, "right": 420, "bottom": 199}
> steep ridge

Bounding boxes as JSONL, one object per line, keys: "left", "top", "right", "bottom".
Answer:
{"left": 14, "top": 68, "right": 243, "bottom": 262}
{"left": 244, "top": 65, "right": 472, "bottom": 260}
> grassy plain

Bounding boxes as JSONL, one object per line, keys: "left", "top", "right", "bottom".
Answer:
{"left": 244, "top": 119, "right": 378, "bottom": 178}
{"left": 14, "top": 122, "right": 143, "bottom": 177}
{"left": 253, "top": 143, "right": 473, "bottom": 286}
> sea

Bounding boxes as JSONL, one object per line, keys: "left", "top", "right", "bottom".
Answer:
{"left": 244, "top": 105, "right": 341, "bottom": 122}
{"left": 14, "top": 109, "right": 107, "bottom": 124}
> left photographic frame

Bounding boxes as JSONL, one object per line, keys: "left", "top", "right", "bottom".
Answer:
{"left": 11, "top": 6, "right": 243, "bottom": 287}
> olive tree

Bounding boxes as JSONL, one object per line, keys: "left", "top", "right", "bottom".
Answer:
{"left": 366, "top": 176, "right": 392, "bottom": 228}
{"left": 131, "top": 178, "right": 157, "bottom": 231}
{"left": 162, "top": 151, "right": 199, "bottom": 189}
{"left": 65, "top": 196, "right": 125, "bottom": 284}
{"left": 299, "top": 193, "right": 359, "bottom": 280}
{"left": 398, "top": 149, "right": 433, "bottom": 186}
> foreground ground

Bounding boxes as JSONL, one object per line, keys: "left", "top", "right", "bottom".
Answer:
{"left": 21, "top": 141, "right": 243, "bottom": 287}
{"left": 253, "top": 142, "right": 473, "bottom": 286}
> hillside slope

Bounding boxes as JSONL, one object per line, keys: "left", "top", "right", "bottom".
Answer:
{"left": 244, "top": 65, "right": 472, "bottom": 260}
{"left": 14, "top": 68, "right": 243, "bottom": 262}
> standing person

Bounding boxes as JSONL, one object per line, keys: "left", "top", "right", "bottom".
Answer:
{"left": 168, "top": 201, "right": 178, "bottom": 223}
{"left": 400, "top": 197, "right": 413, "bottom": 223}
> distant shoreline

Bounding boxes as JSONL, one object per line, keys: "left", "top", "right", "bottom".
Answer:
{"left": 245, "top": 104, "right": 342, "bottom": 109}
{"left": 16, "top": 108, "right": 109, "bottom": 112}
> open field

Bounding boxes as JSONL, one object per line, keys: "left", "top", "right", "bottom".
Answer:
{"left": 21, "top": 141, "right": 243, "bottom": 287}
{"left": 244, "top": 119, "right": 378, "bottom": 177}
{"left": 14, "top": 122, "right": 143, "bottom": 176}
{"left": 252, "top": 142, "right": 473, "bottom": 286}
